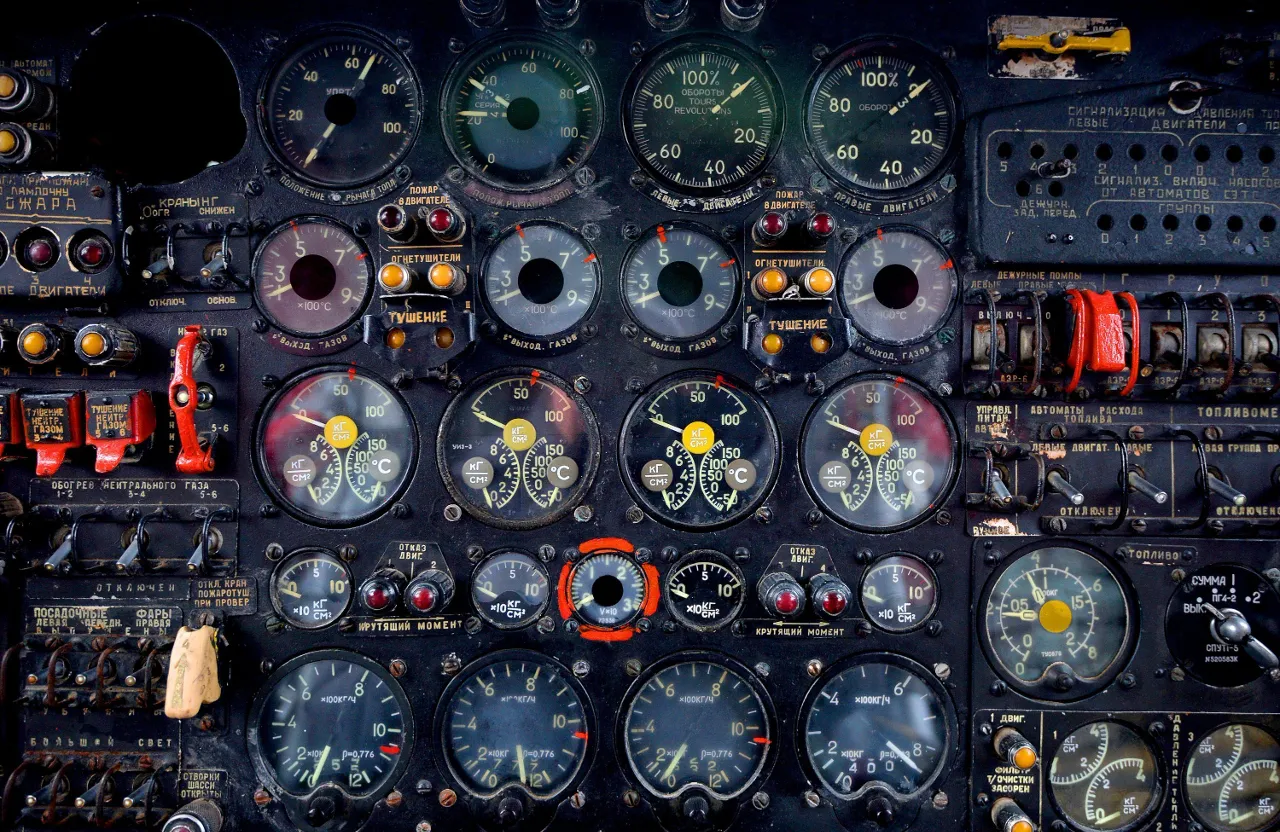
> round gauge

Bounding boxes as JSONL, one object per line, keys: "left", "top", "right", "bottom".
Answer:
{"left": 621, "top": 223, "right": 740, "bottom": 349}
{"left": 622, "top": 656, "right": 774, "bottom": 799}
{"left": 262, "top": 32, "right": 421, "bottom": 188}
{"left": 257, "top": 368, "right": 416, "bottom": 526}
{"left": 840, "top": 227, "right": 957, "bottom": 347}
{"left": 567, "top": 551, "right": 650, "bottom": 629}
{"left": 860, "top": 554, "right": 938, "bottom": 633}
{"left": 252, "top": 652, "right": 411, "bottom": 797}
{"left": 253, "top": 218, "right": 373, "bottom": 339}
{"left": 664, "top": 551, "right": 746, "bottom": 632}
{"left": 1049, "top": 721, "right": 1161, "bottom": 832}
{"left": 441, "top": 652, "right": 590, "bottom": 799}
{"left": 438, "top": 369, "right": 599, "bottom": 529}
{"left": 981, "top": 545, "right": 1135, "bottom": 700}
{"left": 481, "top": 222, "right": 600, "bottom": 342}
{"left": 442, "top": 35, "right": 602, "bottom": 192}
{"left": 800, "top": 374, "right": 956, "bottom": 532}
{"left": 621, "top": 371, "right": 779, "bottom": 530}
{"left": 270, "top": 549, "right": 352, "bottom": 630}
{"left": 1165, "top": 564, "right": 1280, "bottom": 687}
{"left": 470, "top": 551, "right": 551, "bottom": 630}
{"left": 625, "top": 37, "right": 783, "bottom": 195}
{"left": 805, "top": 40, "right": 958, "bottom": 197}
{"left": 1186, "top": 724, "right": 1280, "bottom": 832}
{"left": 800, "top": 655, "right": 953, "bottom": 798}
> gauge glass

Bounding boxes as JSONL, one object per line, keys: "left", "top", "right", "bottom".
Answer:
{"left": 258, "top": 368, "right": 416, "bottom": 525}
{"left": 271, "top": 550, "right": 352, "bottom": 630}
{"left": 841, "top": 227, "right": 957, "bottom": 346}
{"left": 1165, "top": 565, "right": 1280, "bottom": 687}
{"left": 443, "top": 36, "right": 602, "bottom": 192}
{"left": 256, "top": 654, "right": 410, "bottom": 796}
{"left": 471, "top": 551, "right": 551, "bottom": 630}
{"left": 263, "top": 33, "right": 421, "bottom": 188}
{"left": 1049, "top": 721, "right": 1160, "bottom": 832}
{"left": 665, "top": 551, "right": 746, "bottom": 631}
{"left": 621, "top": 224, "right": 739, "bottom": 345}
{"left": 253, "top": 218, "right": 372, "bottom": 338}
{"left": 443, "top": 654, "right": 588, "bottom": 799}
{"left": 568, "top": 551, "right": 648, "bottom": 628}
{"left": 806, "top": 42, "right": 957, "bottom": 196}
{"left": 1186, "top": 724, "right": 1280, "bottom": 832}
{"left": 624, "top": 658, "right": 772, "bottom": 799}
{"left": 801, "top": 374, "right": 955, "bottom": 531}
{"left": 625, "top": 38, "right": 782, "bottom": 194}
{"left": 482, "top": 222, "right": 599, "bottom": 340}
{"left": 860, "top": 554, "right": 938, "bottom": 633}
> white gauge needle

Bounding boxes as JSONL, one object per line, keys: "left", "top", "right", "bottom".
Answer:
{"left": 661, "top": 743, "right": 688, "bottom": 782}
{"left": 477, "top": 585, "right": 498, "bottom": 599}
{"left": 649, "top": 417, "right": 684, "bottom": 434}
{"left": 304, "top": 123, "right": 337, "bottom": 168}
{"left": 864, "top": 587, "right": 883, "bottom": 604}
{"left": 495, "top": 94, "right": 512, "bottom": 108}
{"left": 669, "top": 586, "right": 689, "bottom": 599}
{"left": 577, "top": 593, "right": 594, "bottom": 607}
{"left": 493, "top": 289, "right": 523, "bottom": 303}
{"left": 268, "top": 284, "right": 294, "bottom": 298}
{"left": 309, "top": 745, "right": 331, "bottom": 787}
{"left": 888, "top": 79, "right": 931, "bottom": 116}
{"left": 885, "top": 740, "right": 922, "bottom": 774}
{"left": 457, "top": 110, "right": 491, "bottom": 118}
{"left": 516, "top": 745, "right": 527, "bottom": 785}
{"left": 472, "top": 410, "right": 508, "bottom": 430}
{"left": 711, "top": 77, "right": 755, "bottom": 114}
{"left": 825, "top": 419, "right": 862, "bottom": 437}
{"left": 1003, "top": 610, "right": 1039, "bottom": 621}
{"left": 1094, "top": 811, "right": 1124, "bottom": 825}
{"left": 1230, "top": 811, "right": 1257, "bottom": 825}
{"left": 468, "top": 78, "right": 487, "bottom": 92}
{"left": 846, "top": 292, "right": 878, "bottom": 306}
{"left": 357, "top": 54, "right": 377, "bottom": 82}
{"left": 1028, "top": 574, "right": 1046, "bottom": 604}
{"left": 293, "top": 413, "right": 327, "bottom": 429}
{"left": 633, "top": 291, "right": 662, "bottom": 306}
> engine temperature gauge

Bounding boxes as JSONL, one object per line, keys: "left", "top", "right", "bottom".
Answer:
{"left": 860, "top": 554, "right": 938, "bottom": 633}
{"left": 253, "top": 217, "right": 373, "bottom": 339}
{"left": 481, "top": 221, "right": 600, "bottom": 346}
{"left": 840, "top": 227, "right": 957, "bottom": 349}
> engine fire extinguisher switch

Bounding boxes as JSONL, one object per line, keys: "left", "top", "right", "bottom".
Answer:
{"left": 84, "top": 391, "right": 156, "bottom": 474}
{"left": 1066, "top": 289, "right": 1127, "bottom": 374}
{"left": 170, "top": 326, "right": 215, "bottom": 474}
{"left": 20, "top": 391, "right": 84, "bottom": 476}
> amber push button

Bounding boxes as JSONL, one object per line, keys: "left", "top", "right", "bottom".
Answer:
{"left": 164, "top": 625, "right": 222, "bottom": 719}
{"left": 994, "top": 726, "right": 1039, "bottom": 770}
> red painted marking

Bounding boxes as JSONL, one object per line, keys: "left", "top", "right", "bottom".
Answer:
{"left": 752, "top": 737, "right": 771, "bottom": 745}
{"left": 875, "top": 228, "right": 884, "bottom": 241}
{"left": 894, "top": 376, "right": 904, "bottom": 385}
{"left": 573, "top": 731, "right": 589, "bottom": 741}
{"left": 714, "top": 374, "right": 724, "bottom": 389}
{"left": 290, "top": 220, "right": 300, "bottom": 234}
{"left": 583, "top": 253, "right": 597, "bottom": 264}
{"left": 348, "top": 366, "right": 358, "bottom": 381}
{"left": 719, "top": 258, "right": 737, "bottom": 268}
{"left": 656, "top": 225, "right": 668, "bottom": 244}
{"left": 515, "top": 224, "right": 525, "bottom": 238}
{"left": 530, "top": 369, "right": 541, "bottom": 385}
{"left": 940, "top": 258, "right": 953, "bottom": 270}
{"left": 356, "top": 252, "right": 368, "bottom": 261}
{"left": 380, "top": 745, "right": 400, "bottom": 755}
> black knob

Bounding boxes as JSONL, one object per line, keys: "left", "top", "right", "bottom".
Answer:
{"left": 645, "top": 0, "right": 689, "bottom": 31}
{"left": 497, "top": 796, "right": 524, "bottom": 826}
{"left": 305, "top": 794, "right": 337, "bottom": 827}
{"left": 1049, "top": 664, "right": 1078, "bottom": 692}
{"left": 460, "top": 0, "right": 505, "bottom": 27}
{"left": 359, "top": 571, "right": 405, "bottom": 614}
{"left": 868, "top": 796, "right": 895, "bottom": 827}
{"left": 537, "top": 0, "right": 581, "bottom": 27}
{"left": 0, "top": 67, "right": 54, "bottom": 121}
{"left": 722, "top": 0, "right": 768, "bottom": 31}
{"left": 682, "top": 794, "right": 710, "bottom": 824}
{"left": 757, "top": 572, "right": 805, "bottom": 619}
{"left": 405, "top": 568, "right": 455, "bottom": 616}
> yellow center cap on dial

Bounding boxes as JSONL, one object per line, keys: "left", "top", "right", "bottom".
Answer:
{"left": 859, "top": 424, "right": 894, "bottom": 456}
{"left": 504, "top": 418, "right": 537, "bottom": 452}
{"left": 0, "top": 129, "right": 17, "bottom": 155}
{"left": 1038, "top": 599, "right": 1073, "bottom": 634}
{"left": 682, "top": 421, "right": 715, "bottom": 455}
{"left": 324, "top": 415, "right": 359, "bottom": 449}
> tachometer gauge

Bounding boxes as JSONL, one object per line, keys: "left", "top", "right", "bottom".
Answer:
{"left": 664, "top": 551, "right": 746, "bottom": 632}
{"left": 840, "top": 227, "right": 957, "bottom": 348}
{"left": 800, "top": 374, "right": 956, "bottom": 531}
{"left": 262, "top": 32, "right": 422, "bottom": 188}
{"left": 860, "top": 554, "right": 938, "bottom": 633}
{"left": 481, "top": 222, "right": 600, "bottom": 345}
{"left": 1165, "top": 564, "right": 1280, "bottom": 687}
{"left": 1049, "top": 721, "right": 1161, "bottom": 832}
{"left": 625, "top": 37, "right": 783, "bottom": 195}
{"left": 471, "top": 551, "right": 551, "bottom": 630}
{"left": 440, "top": 652, "right": 590, "bottom": 799}
{"left": 251, "top": 651, "right": 411, "bottom": 797}
{"left": 622, "top": 655, "right": 774, "bottom": 799}
{"left": 980, "top": 545, "right": 1135, "bottom": 700}
{"left": 1186, "top": 724, "right": 1280, "bottom": 832}
{"left": 253, "top": 217, "right": 373, "bottom": 339}
{"left": 621, "top": 371, "right": 779, "bottom": 530}
{"left": 438, "top": 369, "right": 600, "bottom": 529}
{"left": 443, "top": 35, "right": 602, "bottom": 192}
{"left": 566, "top": 551, "right": 649, "bottom": 629}
{"left": 270, "top": 549, "right": 352, "bottom": 630}
{"left": 257, "top": 368, "right": 416, "bottom": 526}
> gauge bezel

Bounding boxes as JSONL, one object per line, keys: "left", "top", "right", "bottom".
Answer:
{"left": 859, "top": 552, "right": 940, "bottom": 634}
{"left": 1182, "top": 721, "right": 1280, "bottom": 832}
{"left": 838, "top": 225, "right": 959, "bottom": 349}
{"left": 664, "top": 550, "right": 746, "bottom": 632}
{"left": 269, "top": 547, "right": 353, "bottom": 630}
{"left": 1047, "top": 718, "right": 1164, "bottom": 832}
{"left": 253, "top": 365, "right": 419, "bottom": 528}
{"left": 470, "top": 550, "right": 552, "bottom": 630}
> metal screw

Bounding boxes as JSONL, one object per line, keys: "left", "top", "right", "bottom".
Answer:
{"left": 754, "top": 662, "right": 770, "bottom": 678}
{"left": 1171, "top": 666, "right": 1186, "bottom": 681}
{"left": 442, "top": 654, "right": 463, "bottom": 676}
{"left": 573, "top": 375, "right": 592, "bottom": 394}
{"left": 935, "top": 510, "right": 952, "bottom": 526}
{"left": 444, "top": 504, "right": 463, "bottom": 522}
{"left": 806, "top": 659, "right": 824, "bottom": 678}
{"left": 625, "top": 659, "right": 643, "bottom": 677}
{"left": 574, "top": 505, "right": 594, "bottom": 522}
{"left": 466, "top": 544, "right": 486, "bottom": 562}
{"left": 623, "top": 790, "right": 641, "bottom": 808}
{"left": 803, "top": 791, "right": 822, "bottom": 809}
{"left": 415, "top": 779, "right": 432, "bottom": 795}
{"left": 254, "top": 788, "right": 272, "bottom": 806}
{"left": 934, "top": 663, "right": 951, "bottom": 681}
{"left": 265, "top": 543, "right": 284, "bottom": 561}
{"left": 572, "top": 660, "right": 590, "bottom": 677}
{"left": 990, "top": 680, "right": 1007, "bottom": 696}
{"left": 385, "top": 791, "right": 403, "bottom": 809}
{"left": 439, "top": 789, "right": 457, "bottom": 808}
{"left": 416, "top": 823, "right": 432, "bottom": 832}
{"left": 626, "top": 506, "right": 644, "bottom": 524}
{"left": 391, "top": 503, "right": 410, "bottom": 519}
{"left": 752, "top": 792, "right": 771, "bottom": 810}
{"left": 339, "top": 544, "right": 357, "bottom": 562}
{"left": 754, "top": 506, "right": 774, "bottom": 524}
{"left": 464, "top": 617, "right": 482, "bottom": 635}
{"left": 388, "top": 659, "right": 407, "bottom": 678}
{"left": 569, "top": 792, "right": 587, "bottom": 810}
{"left": 932, "top": 791, "right": 949, "bottom": 810}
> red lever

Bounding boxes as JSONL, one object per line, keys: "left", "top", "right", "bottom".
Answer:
{"left": 1116, "top": 292, "right": 1141, "bottom": 397}
{"left": 21, "top": 392, "right": 85, "bottom": 476}
{"left": 1064, "top": 289, "right": 1128, "bottom": 393}
{"left": 170, "top": 325, "right": 215, "bottom": 474}
{"left": 85, "top": 391, "right": 157, "bottom": 474}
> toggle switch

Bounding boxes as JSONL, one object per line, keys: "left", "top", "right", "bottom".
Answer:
{"left": 993, "top": 726, "right": 1039, "bottom": 770}
{"left": 164, "top": 624, "right": 221, "bottom": 719}
{"left": 1046, "top": 469, "right": 1085, "bottom": 506}
{"left": 116, "top": 509, "right": 170, "bottom": 574}
{"left": 84, "top": 391, "right": 156, "bottom": 474}
{"left": 1205, "top": 470, "right": 1248, "bottom": 507}
{"left": 1064, "top": 289, "right": 1130, "bottom": 393}
{"left": 1126, "top": 469, "right": 1168, "bottom": 505}
{"left": 1203, "top": 603, "right": 1279, "bottom": 670}
{"left": 21, "top": 391, "right": 84, "bottom": 476}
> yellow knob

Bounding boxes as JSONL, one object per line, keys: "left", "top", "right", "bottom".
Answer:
{"left": 1011, "top": 820, "right": 1034, "bottom": 832}
{"left": 79, "top": 331, "right": 107, "bottom": 357}
{"left": 21, "top": 329, "right": 47, "bottom": 357}
{"left": 385, "top": 327, "right": 406, "bottom": 350}
{"left": 0, "top": 129, "right": 17, "bottom": 156}
{"left": 429, "top": 262, "right": 459, "bottom": 291}
{"left": 0, "top": 74, "right": 16, "bottom": 100}
{"left": 810, "top": 332, "right": 832, "bottom": 354}
{"left": 803, "top": 266, "right": 835, "bottom": 296}
{"left": 378, "top": 263, "right": 409, "bottom": 290}
{"left": 762, "top": 332, "right": 784, "bottom": 355}
{"left": 755, "top": 267, "right": 788, "bottom": 296}
{"left": 1013, "top": 746, "right": 1038, "bottom": 771}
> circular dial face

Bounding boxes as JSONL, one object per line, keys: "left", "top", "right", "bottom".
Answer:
{"left": 255, "top": 654, "right": 410, "bottom": 797}
{"left": 482, "top": 222, "right": 600, "bottom": 340}
{"left": 253, "top": 218, "right": 373, "bottom": 338}
{"left": 860, "top": 554, "right": 938, "bottom": 633}
{"left": 567, "top": 551, "right": 649, "bottom": 628}
{"left": 443, "top": 654, "right": 589, "bottom": 799}
{"left": 621, "top": 224, "right": 740, "bottom": 345}
{"left": 806, "top": 42, "right": 957, "bottom": 196}
{"left": 802, "top": 658, "right": 951, "bottom": 798}
{"left": 1186, "top": 724, "right": 1280, "bottom": 832}
{"left": 621, "top": 371, "right": 779, "bottom": 530}
{"left": 1165, "top": 564, "right": 1280, "bottom": 687}
{"left": 443, "top": 36, "right": 601, "bottom": 192}
{"left": 263, "top": 34, "right": 421, "bottom": 188}
{"left": 623, "top": 658, "right": 772, "bottom": 799}
{"left": 625, "top": 39, "right": 782, "bottom": 194}
{"left": 665, "top": 551, "right": 746, "bottom": 631}
{"left": 438, "top": 370, "right": 599, "bottom": 529}
{"left": 258, "top": 369, "right": 416, "bottom": 525}
{"left": 982, "top": 546, "right": 1133, "bottom": 697}
{"left": 271, "top": 550, "right": 352, "bottom": 630}
{"left": 801, "top": 374, "right": 956, "bottom": 531}
{"left": 1049, "top": 721, "right": 1160, "bottom": 832}
{"left": 471, "top": 551, "right": 551, "bottom": 630}
{"left": 841, "top": 228, "right": 957, "bottom": 347}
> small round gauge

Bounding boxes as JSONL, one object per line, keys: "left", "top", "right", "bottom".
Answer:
{"left": 442, "top": 35, "right": 602, "bottom": 192}
{"left": 981, "top": 545, "right": 1135, "bottom": 700}
{"left": 800, "top": 374, "right": 956, "bottom": 531}
{"left": 252, "top": 652, "right": 411, "bottom": 797}
{"left": 621, "top": 223, "right": 740, "bottom": 349}
{"left": 860, "top": 554, "right": 938, "bottom": 633}
{"left": 262, "top": 32, "right": 421, "bottom": 188}
{"left": 270, "top": 549, "right": 352, "bottom": 630}
{"left": 438, "top": 369, "right": 600, "bottom": 529}
{"left": 253, "top": 217, "right": 373, "bottom": 339}
{"left": 470, "top": 551, "right": 551, "bottom": 630}
{"left": 257, "top": 368, "right": 416, "bottom": 526}
{"left": 622, "top": 656, "right": 774, "bottom": 799}
{"left": 664, "top": 551, "right": 746, "bottom": 632}
{"left": 800, "top": 655, "right": 953, "bottom": 798}
{"left": 1049, "top": 721, "right": 1160, "bottom": 832}
{"left": 1186, "top": 724, "right": 1280, "bottom": 832}
{"left": 621, "top": 371, "right": 779, "bottom": 530}
{"left": 441, "top": 652, "right": 590, "bottom": 799}
{"left": 625, "top": 37, "right": 783, "bottom": 195}
{"left": 840, "top": 227, "right": 957, "bottom": 347}
{"left": 481, "top": 222, "right": 600, "bottom": 342}
{"left": 805, "top": 40, "right": 958, "bottom": 197}
{"left": 1165, "top": 564, "right": 1280, "bottom": 687}
{"left": 567, "top": 551, "right": 650, "bottom": 629}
